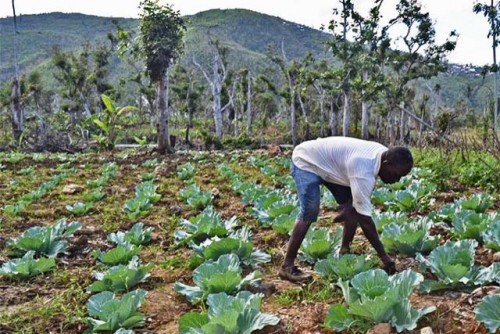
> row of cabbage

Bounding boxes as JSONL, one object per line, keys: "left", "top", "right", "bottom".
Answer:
{"left": 80, "top": 159, "right": 164, "bottom": 332}
{"left": 84, "top": 222, "right": 154, "bottom": 333}
{"left": 3, "top": 164, "right": 75, "bottom": 217}
{"left": 229, "top": 155, "right": 500, "bottom": 333}
{"left": 173, "top": 162, "right": 280, "bottom": 333}
{"left": 66, "top": 162, "right": 118, "bottom": 216}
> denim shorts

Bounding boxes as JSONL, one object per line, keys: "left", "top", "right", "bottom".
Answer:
{"left": 291, "top": 162, "right": 352, "bottom": 223}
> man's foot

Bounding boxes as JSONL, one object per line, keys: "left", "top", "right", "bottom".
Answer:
{"left": 339, "top": 247, "right": 350, "bottom": 255}
{"left": 382, "top": 260, "right": 396, "bottom": 275}
{"left": 278, "top": 266, "right": 312, "bottom": 283}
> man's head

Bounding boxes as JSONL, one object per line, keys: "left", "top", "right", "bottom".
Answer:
{"left": 378, "top": 147, "right": 413, "bottom": 184}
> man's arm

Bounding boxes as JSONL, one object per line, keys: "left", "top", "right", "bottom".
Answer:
{"left": 334, "top": 204, "right": 395, "bottom": 274}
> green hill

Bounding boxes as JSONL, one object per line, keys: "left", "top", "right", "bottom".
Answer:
{"left": 0, "top": 9, "right": 494, "bottom": 111}
{"left": 0, "top": 9, "right": 331, "bottom": 83}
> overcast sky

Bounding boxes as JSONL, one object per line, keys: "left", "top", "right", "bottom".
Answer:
{"left": 0, "top": 0, "right": 494, "bottom": 66}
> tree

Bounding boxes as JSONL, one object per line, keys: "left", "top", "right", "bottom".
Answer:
{"left": 474, "top": 0, "right": 500, "bottom": 145}
{"left": 193, "top": 39, "right": 231, "bottom": 138}
{"left": 170, "top": 64, "right": 203, "bottom": 145}
{"left": 10, "top": 0, "right": 22, "bottom": 144}
{"left": 139, "top": 0, "right": 186, "bottom": 154}
{"left": 328, "top": 0, "right": 360, "bottom": 137}
{"left": 385, "top": 0, "right": 456, "bottom": 143}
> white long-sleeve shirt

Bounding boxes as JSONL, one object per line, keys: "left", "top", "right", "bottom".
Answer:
{"left": 292, "top": 137, "right": 387, "bottom": 216}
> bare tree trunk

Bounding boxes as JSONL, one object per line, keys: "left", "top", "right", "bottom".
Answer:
{"left": 193, "top": 46, "right": 226, "bottom": 138}
{"left": 361, "top": 72, "right": 369, "bottom": 139}
{"left": 399, "top": 101, "right": 406, "bottom": 143}
{"left": 156, "top": 71, "right": 172, "bottom": 154}
{"left": 10, "top": 79, "right": 22, "bottom": 143}
{"left": 329, "top": 98, "right": 338, "bottom": 136}
{"left": 388, "top": 109, "right": 395, "bottom": 145}
{"left": 314, "top": 83, "right": 326, "bottom": 137}
{"left": 343, "top": 90, "right": 351, "bottom": 136}
{"left": 290, "top": 93, "right": 297, "bottom": 145}
{"left": 375, "top": 114, "right": 382, "bottom": 141}
{"left": 246, "top": 71, "right": 252, "bottom": 136}
{"left": 10, "top": 0, "right": 23, "bottom": 144}
{"left": 297, "top": 92, "right": 310, "bottom": 140}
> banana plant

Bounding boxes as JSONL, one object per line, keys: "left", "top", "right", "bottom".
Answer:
{"left": 90, "top": 94, "right": 137, "bottom": 149}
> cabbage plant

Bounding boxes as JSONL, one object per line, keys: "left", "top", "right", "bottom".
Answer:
{"left": 95, "top": 243, "right": 142, "bottom": 266}
{"left": 482, "top": 219, "right": 500, "bottom": 251}
{"left": 87, "top": 257, "right": 153, "bottom": 293}
{"left": 179, "top": 292, "right": 280, "bottom": 334}
{"left": 174, "top": 206, "right": 238, "bottom": 246}
{"left": 7, "top": 219, "right": 82, "bottom": 257}
{"left": 372, "top": 210, "right": 408, "bottom": 233}
{"left": 475, "top": 294, "right": 500, "bottom": 334}
{"left": 66, "top": 201, "right": 93, "bottom": 216}
{"left": 179, "top": 184, "right": 213, "bottom": 209}
{"left": 0, "top": 251, "right": 55, "bottom": 280}
{"left": 82, "top": 188, "right": 106, "bottom": 202}
{"left": 189, "top": 234, "right": 271, "bottom": 266}
{"left": 175, "top": 254, "right": 261, "bottom": 304}
{"left": 123, "top": 197, "right": 152, "bottom": 220}
{"left": 457, "top": 193, "right": 494, "bottom": 213}
{"left": 108, "top": 222, "right": 153, "bottom": 246}
{"left": 298, "top": 227, "right": 342, "bottom": 264}
{"left": 85, "top": 289, "right": 147, "bottom": 332}
{"left": 177, "top": 163, "right": 197, "bottom": 181}
{"left": 416, "top": 239, "right": 499, "bottom": 293}
{"left": 451, "top": 211, "right": 498, "bottom": 242}
{"left": 381, "top": 217, "right": 439, "bottom": 257}
{"left": 314, "top": 253, "right": 379, "bottom": 282}
{"left": 135, "top": 181, "right": 161, "bottom": 203}
{"left": 324, "top": 269, "right": 435, "bottom": 332}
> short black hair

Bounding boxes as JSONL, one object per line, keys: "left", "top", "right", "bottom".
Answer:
{"left": 386, "top": 147, "right": 413, "bottom": 168}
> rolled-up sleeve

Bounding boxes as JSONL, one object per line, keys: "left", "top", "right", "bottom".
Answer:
{"left": 350, "top": 176, "right": 376, "bottom": 216}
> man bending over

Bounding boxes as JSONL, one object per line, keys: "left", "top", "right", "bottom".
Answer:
{"left": 279, "top": 136, "right": 413, "bottom": 283}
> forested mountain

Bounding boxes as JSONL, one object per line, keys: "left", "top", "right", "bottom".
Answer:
{"left": 0, "top": 10, "right": 330, "bottom": 83}
{"left": 0, "top": 9, "right": 491, "bottom": 109}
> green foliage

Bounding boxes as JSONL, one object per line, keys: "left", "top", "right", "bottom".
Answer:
{"left": 178, "top": 291, "right": 280, "bottom": 334}
{"left": 87, "top": 257, "right": 153, "bottom": 293}
{"left": 123, "top": 197, "right": 153, "bottom": 220}
{"left": 7, "top": 219, "right": 82, "bottom": 257}
{"left": 0, "top": 251, "right": 56, "bottom": 280}
{"left": 457, "top": 193, "right": 494, "bottom": 213}
{"left": 475, "top": 294, "right": 500, "bottom": 334}
{"left": 107, "top": 222, "right": 154, "bottom": 246}
{"left": 91, "top": 94, "right": 138, "bottom": 149}
{"left": 324, "top": 270, "right": 435, "bottom": 332}
{"left": 298, "top": 226, "right": 342, "bottom": 264}
{"left": 66, "top": 201, "right": 93, "bottom": 216}
{"left": 174, "top": 206, "right": 239, "bottom": 246}
{"left": 381, "top": 217, "right": 440, "bottom": 257}
{"left": 83, "top": 188, "right": 106, "bottom": 202}
{"left": 451, "top": 211, "right": 498, "bottom": 242}
{"left": 482, "top": 219, "right": 500, "bottom": 251}
{"left": 85, "top": 289, "right": 147, "bottom": 332}
{"left": 372, "top": 210, "right": 408, "bottom": 233}
{"left": 416, "top": 239, "right": 498, "bottom": 292}
{"left": 177, "top": 162, "right": 197, "bottom": 181}
{"left": 190, "top": 232, "right": 271, "bottom": 266}
{"left": 314, "top": 254, "right": 379, "bottom": 282}
{"left": 175, "top": 254, "right": 261, "bottom": 304}
{"left": 139, "top": 0, "right": 186, "bottom": 82}
{"left": 179, "top": 183, "right": 213, "bottom": 209}
{"left": 95, "top": 243, "right": 142, "bottom": 266}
